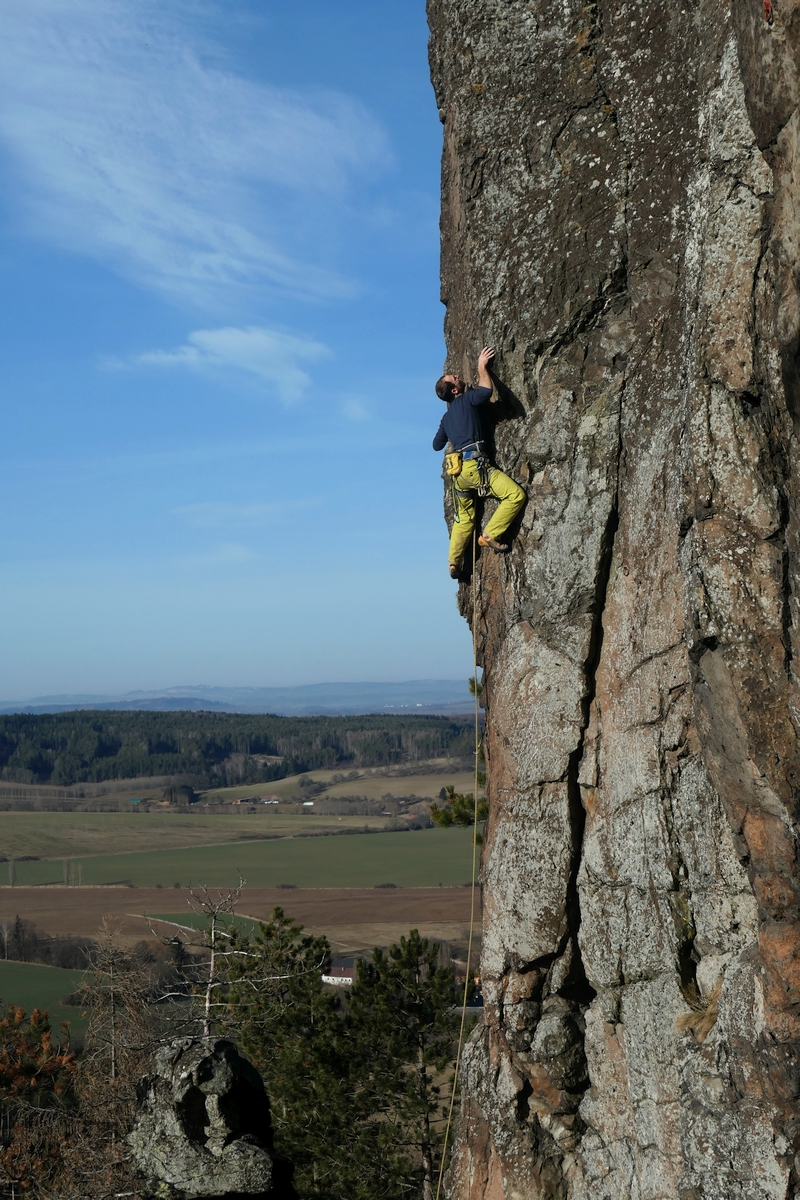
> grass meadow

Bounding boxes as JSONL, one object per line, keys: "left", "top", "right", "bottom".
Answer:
{"left": 2, "top": 826, "right": 478, "bottom": 889}
{"left": 0, "top": 811, "right": 401, "bottom": 861}
{"left": 0, "top": 960, "right": 87, "bottom": 1037}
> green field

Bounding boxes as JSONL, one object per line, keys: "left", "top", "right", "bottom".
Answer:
{"left": 148, "top": 912, "right": 261, "bottom": 935}
{"left": 319, "top": 770, "right": 474, "bottom": 801}
{"left": 0, "top": 811, "right": 402, "bottom": 861}
{"left": 219, "top": 765, "right": 475, "bottom": 804}
{"left": 3, "top": 827, "right": 477, "bottom": 889}
{"left": 0, "top": 960, "right": 87, "bottom": 1038}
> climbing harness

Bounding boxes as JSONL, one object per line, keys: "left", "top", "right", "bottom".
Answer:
{"left": 461, "top": 441, "right": 492, "bottom": 497}
{"left": 449, "top": 443, "right": 493, "bottom": 526}
{"left": 460, "top": 461, "right": 492, "bottom": 498}
{"left": 435, "top": 528, "right": 482, "bottom": 1200}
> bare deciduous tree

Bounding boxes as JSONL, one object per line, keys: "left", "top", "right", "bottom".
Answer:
{"left": 153, "top": 880, "right": 327, "bottom": 1041}
{"left": 50, "top": 918, "right": 155, "bottom": 1200}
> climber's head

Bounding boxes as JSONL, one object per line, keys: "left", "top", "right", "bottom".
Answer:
{"left": 435, "top": 373, "right": 465, "bottom": 401}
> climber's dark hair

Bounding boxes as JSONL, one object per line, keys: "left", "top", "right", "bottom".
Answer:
{"left": 436, "top": 376, "right": 455, "bottom": 401}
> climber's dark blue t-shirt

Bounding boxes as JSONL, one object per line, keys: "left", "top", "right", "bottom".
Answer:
{"left": 432, "top": 386, "right": 492, "bottom": 452}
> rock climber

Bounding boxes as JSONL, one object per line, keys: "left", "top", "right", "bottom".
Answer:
{"left": 433, "top": 346, "right": 526, "bottom": 578}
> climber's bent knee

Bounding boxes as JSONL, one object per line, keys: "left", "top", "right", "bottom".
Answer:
{"left": 483, "top": 468, "right": 526, "bottom": 541}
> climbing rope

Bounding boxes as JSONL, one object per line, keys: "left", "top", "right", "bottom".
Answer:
{"left": 435, "top": 528, "right": 482, "bottom": 1200}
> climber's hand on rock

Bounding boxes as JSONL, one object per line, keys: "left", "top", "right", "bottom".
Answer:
{"left": 477, "top": 346, "right": 495, "bottom": 391}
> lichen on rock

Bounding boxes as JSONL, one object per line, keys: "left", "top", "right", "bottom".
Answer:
{"left": 428, "top": 0, "right": 800, "bottom": 1194}
{"left": 129, "top": 1038, "right": 294, "bottom": 1200}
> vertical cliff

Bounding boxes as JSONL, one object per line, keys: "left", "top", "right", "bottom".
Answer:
{"left": 428, "top": 0, "right": 800, "bottom": 1194}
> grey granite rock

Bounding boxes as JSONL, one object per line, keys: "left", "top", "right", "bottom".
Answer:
{"left": 129, "top": 1038, "right": 294, "bottom": 1200}
{"left": 428, "top": 0, "right": 800, "bottom": 1194}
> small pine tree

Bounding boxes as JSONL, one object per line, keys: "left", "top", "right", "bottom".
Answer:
{"left": 0, "top": 1005, "right": 76, "bottom": 1197}
{"left": 225, "top": 907, "right": 354, "bottom": 1200}
{"left": 346, "top": 930, "right": 462, "bottom": 1200}
{"left": 430, "top": 784, "right": 488, "bottom": 828}
{"left": 65, "top": 918, "right": 156, "bottom": 1197}
{"left": 0, "top": 1005, "right": 76, "bottom": 1105}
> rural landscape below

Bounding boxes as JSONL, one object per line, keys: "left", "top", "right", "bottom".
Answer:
{"left": 0, "top": 706, "right": 484, "bottom": 1043}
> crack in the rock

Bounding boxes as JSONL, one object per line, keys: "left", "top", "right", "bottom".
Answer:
{"left": 744, "top": 165, "right": 796, "bottom": 685}
{"left": 515, "top": 1077, "right": 533, "bottom": 1123}
{"left": 549, "top": 99, "right": 603, "bottom": 154}
{"left": 566, "top": 495, "right": 619, "bottom": 952}
{"left": 492, "top": 376, "right": 625, "bottom": 1174}
{"left": 537, "top": 355, "right": 626, "bottom": 1133}
{"left": 541, "top": 259, "right": 629, "bottom": 364}
{"left": 747, "top": 269, "right": 795, "bottom": 687}
{"left": 763, "top": 399, "right": 796, "bottom": 683}
{"left": 622, "top": 641, "right": 685, "bottom": 682}
{"left": 658, "top": 755, "right": 702, "bottom": 1004}
{"left": 781, "top": 536, "right": 794, "bottom": 681}
{"left": 538, "top": 435, "right": 623, "bottom": 1130}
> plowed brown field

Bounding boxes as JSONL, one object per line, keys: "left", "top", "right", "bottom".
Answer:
{"left": 0, "top": 886, "right": 480, "bottom": 955}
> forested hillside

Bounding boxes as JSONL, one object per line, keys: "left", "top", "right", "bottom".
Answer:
{"left": 0, "top": 711, "right": 474, "bottom": 787}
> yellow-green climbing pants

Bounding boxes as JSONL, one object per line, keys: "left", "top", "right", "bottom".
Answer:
{"left": 449, "top": 458, "right": 526, "bottom": 567}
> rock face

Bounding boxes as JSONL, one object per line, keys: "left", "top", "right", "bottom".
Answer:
{"left": 129, "top": 1038, "right": 295, "bottom": 1200}
{"left": 428, "top": 0, "right": 800, "bottom": 1195}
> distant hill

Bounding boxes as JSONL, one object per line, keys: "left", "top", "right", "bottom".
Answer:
{"left": 0, "top": 680, "right": 474, "bottom": 716}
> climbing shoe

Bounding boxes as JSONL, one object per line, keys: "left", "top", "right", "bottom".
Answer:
{"left": 478, "top": 534, "right": 508, "bottom": 553}
{"left": 449, "top": 563, "right": 460, "bottom": 579}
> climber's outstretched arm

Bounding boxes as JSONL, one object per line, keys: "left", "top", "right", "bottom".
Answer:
{"left": 476, "top": 346, "right": 495, "bottom": 395}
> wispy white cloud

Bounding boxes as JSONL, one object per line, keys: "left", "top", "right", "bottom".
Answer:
{"left": 172, "top": 502, "right": 282, "bottom": 529}
{"left": 342, "top": 397, "right": 373, "bottom": 422}
{"left": 112, "top": 325, "right": 330, "bottom": 402}
{"left": 0, "top": 0, "right": 390, "bottom": 305}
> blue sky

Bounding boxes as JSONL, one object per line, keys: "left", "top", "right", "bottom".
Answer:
{"left": 0, "top": 0, "right": 474, "bottom": 699}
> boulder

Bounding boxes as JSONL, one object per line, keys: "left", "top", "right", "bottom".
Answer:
{"left": 129, "top": 1038, "right": 295, "bottom": 1200}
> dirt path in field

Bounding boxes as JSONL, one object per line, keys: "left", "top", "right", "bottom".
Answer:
{"left": 0, "top": 886, "right": 480, "bottom": 951}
